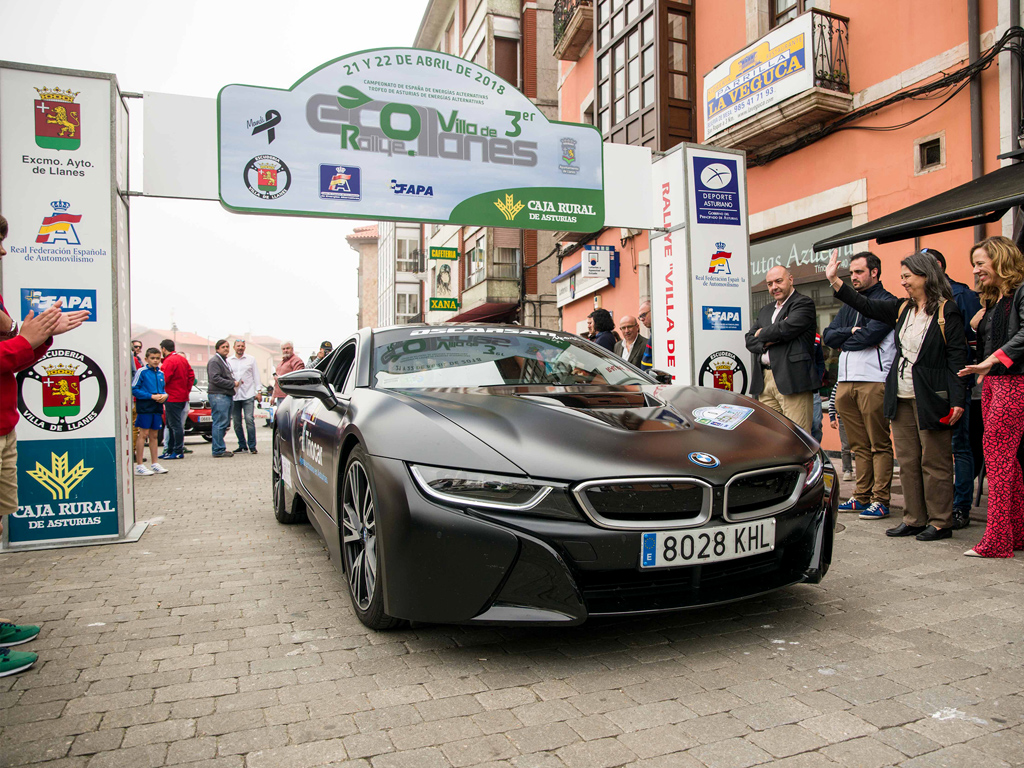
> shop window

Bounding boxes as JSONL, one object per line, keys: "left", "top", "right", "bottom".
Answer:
{"left": 770, "top": 0, "right": 805, "bottom": 28}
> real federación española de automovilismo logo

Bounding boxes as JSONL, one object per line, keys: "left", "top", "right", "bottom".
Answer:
{"left": 17, "top": 349, "right": 108, "bottom": 433}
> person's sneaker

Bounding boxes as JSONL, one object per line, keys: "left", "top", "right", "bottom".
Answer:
{"left": 0, "top": 648, "right": 37, "bottom": 677}
{"left": 163, "top": 454, "right": 185, "bottom": 460}
{"left": 183, "top": 447, "right": 193, "bottom": 454}
{"left": 838, "top": 498, "right": 867, "bottom": 512}
{"left": 0, "top": 622, "right": 40, "bottom": 647}
{"left": 953, "top": 507, "right": 972, "bottom": 529}
{"left": 212, "top": 452, "right": 234, "bottom": 458}
{"left": 859, "top": 502, "right": 891, "bottom": 520}
{"left": 135, "top": 464, "right": 154, "bottom": 476}
{"left": 233, "top": 447, "right": 249, "bottom": 454}
{"left": 158, "top": 452, "right": 173, "bottom": 460}
{"left": 249, "top": 448, "right": 258, "bottom": 455}
{"left": 150, "top": 463, "right": 168, "bottom": 474}
{"left": 842, "top": 470, "right": 853, "bottom": 481}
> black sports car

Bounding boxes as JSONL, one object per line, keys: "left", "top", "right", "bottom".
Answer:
{"left": 274, "top": 325, "right": 838, "bottom": 630}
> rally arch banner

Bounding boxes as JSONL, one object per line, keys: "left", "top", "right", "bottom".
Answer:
{"left": 217, "top": 49, "right": 604, "bottom": 233}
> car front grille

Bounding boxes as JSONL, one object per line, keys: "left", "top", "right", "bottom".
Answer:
{"left": 577, "top": 550, "right": 800, "bottom": 615}
{"left": 724, "top": 468, "right": 803, "bottom": 521}
{"left": 574, "top": 479, "right": 710, "bottom": 530}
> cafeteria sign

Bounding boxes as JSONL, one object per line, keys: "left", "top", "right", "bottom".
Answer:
{"left": 218, "top": 48, "right": 604, "bottom": 232}
{"left": 430, "top": 246, "right": 459, "bottom": 260}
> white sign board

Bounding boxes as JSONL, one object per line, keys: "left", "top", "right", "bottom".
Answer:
{"left": 703, "top": 13, "right": 814, "bottom": 139}
{"left": 582, "top": 245, "right": 613, "bottom": 279}
{"left": 0, "top": 63, "right": 134, "bottom": 548}
{"left": 218, "top": 49, "right": 604, "bottom": 232}
{"left": 650, "top": 144, "right": 750, "bottom": 393}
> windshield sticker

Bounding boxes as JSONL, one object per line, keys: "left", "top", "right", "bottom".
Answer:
{"left": 691, "top": 404, "right": 754, "bottom": 430}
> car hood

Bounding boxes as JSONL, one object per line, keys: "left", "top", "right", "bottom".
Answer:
{"left": 393, "top": 384, "right": 816, "bottom": 482}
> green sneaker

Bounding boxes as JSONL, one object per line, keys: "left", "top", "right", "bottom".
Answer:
{"left": 0, "top": 647, "right": 37, "bottom": 677}
{"left": 0, "top": 622, "right": 40, "bottom": 647}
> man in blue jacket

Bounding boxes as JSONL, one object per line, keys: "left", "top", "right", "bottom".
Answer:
{"left": 823, "top": 252, "right": 896, "bottom": 520}
{"left": 926, "top": 248, "right": 982, "bottom": 529}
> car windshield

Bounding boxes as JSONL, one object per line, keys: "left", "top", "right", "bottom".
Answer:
{"left": 372, "top": 328, "right": 651, "bottom": 389}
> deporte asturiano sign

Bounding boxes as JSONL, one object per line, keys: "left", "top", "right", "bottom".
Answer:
{"left": 218, "top": 49, "right": 604, "bottom": 232}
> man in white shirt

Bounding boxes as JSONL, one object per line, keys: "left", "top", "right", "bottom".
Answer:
{"left": 228, "top": 339, "right": 261, "bottom": 454}
{"left": 614, "top": 315, "right": 645, "bottom": 367}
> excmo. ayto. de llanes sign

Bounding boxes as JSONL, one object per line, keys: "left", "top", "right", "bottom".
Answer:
{"left": 218, "top": 49, "right": 604, "bottom": 232}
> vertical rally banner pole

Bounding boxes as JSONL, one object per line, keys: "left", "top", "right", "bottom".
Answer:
{"left": 684, "top": 145, "right": 751, "bottom": 395}
{"left": 0, "top": 62, "right": 141, "bottom": 551}
{"left": 649, "top": 145, "right": 692, "bottom": 384}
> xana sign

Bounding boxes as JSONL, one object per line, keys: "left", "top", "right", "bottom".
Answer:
{"left": 218, "top": 48, "right": 604, "bottom": 232}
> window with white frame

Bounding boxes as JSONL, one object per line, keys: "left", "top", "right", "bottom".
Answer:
{"left": 493, "top": 247, "right": 520, "bottom": 280}
{"left": 396, "top": 291, "right": 421, "bottom": 324}
{"left": 466, "top": 237, "right": 486, "bottom": 288}
{"left": 397, "top": 237, "right": 420, "bottom": 273}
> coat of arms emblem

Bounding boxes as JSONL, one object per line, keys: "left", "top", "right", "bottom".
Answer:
{"left": 34, "top": 86, "right": 81, "bottom": 151}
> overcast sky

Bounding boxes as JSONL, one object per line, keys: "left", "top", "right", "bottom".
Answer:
{"left": 1, "top": 0, "right": 424, "bottom": 360}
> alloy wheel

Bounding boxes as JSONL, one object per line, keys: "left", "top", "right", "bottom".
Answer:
{"left": 342, "top": 460, "right": 376, "bottom": 611}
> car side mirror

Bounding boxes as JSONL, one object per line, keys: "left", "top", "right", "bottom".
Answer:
{"left": 278, "top": 369, "right": 337, "bottom": 406}
{"left": 650, "top": 369, "right": 673, "bottom": 385}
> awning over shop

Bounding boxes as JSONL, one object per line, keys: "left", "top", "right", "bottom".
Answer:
{"left": 448, "top": 301, "right": 519, "bottom": 323}
{"left": 813, "top": 162, "right": 1024, "bottom": 251}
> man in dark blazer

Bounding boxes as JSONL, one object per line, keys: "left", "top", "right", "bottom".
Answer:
{"left": 614, "top": 314, "right": 645, "bottom": 367}
{"left": 744, "top": 266, "right": 817, "bottom": 431}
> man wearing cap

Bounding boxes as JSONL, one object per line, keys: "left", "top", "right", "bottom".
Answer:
{"left": 274, "top": 341, "right": 304, "bottom": 406}
{"left": 228, "top": 338, "right": 261, "bottom": 454}
{"left": 309, "top": 340, "right": 333, "bottom": 367}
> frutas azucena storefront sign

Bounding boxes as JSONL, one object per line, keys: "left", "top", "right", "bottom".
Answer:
{"left": 218, "top": 49, "right": 604, "bottom": 232}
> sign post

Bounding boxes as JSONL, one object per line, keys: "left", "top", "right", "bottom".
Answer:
{"left": 0, "top": 62, "right": 141, "bottom": 551}
{"left": 650, "top": 143, "right": 751, "bottom": 394}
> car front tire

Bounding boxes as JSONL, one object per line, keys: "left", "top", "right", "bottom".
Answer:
{"left": 341, "top": 446, "right": 403, "bottom": 630}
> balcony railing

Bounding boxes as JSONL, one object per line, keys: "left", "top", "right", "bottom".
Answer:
{"left": 553, "top": 0, "right": 593, "bottom": 62}
{"left": 811, "top": 10, "right": 850, "bottom": 93}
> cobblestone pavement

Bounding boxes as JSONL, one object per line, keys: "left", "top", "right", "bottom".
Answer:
{"left": 2, "top": 430, "right": 1024, "bottom": 768}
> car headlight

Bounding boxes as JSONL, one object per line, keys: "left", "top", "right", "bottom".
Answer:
{"left": 803, "top": 453, "right": 824, "bottom": 489}
{"left": 410, "top": 465, "right": 554, "bottom": 511}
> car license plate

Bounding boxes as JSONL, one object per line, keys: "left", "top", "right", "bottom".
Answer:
{"left": 199, "top": 415, "right": 212, "bottom": 423}
{"left": 640, "top": 519, "right": 776, "bottom": 569}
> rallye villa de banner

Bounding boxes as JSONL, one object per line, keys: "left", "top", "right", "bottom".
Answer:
{"left": 218, "top": 48, "right": 604, "bottom": 232}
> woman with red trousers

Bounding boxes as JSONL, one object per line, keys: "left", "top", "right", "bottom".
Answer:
{"left": 959, "top": 236, "right": 1024, "bottom": 558}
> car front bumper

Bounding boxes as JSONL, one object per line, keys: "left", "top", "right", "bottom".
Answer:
{"left": 369, "top": 455, "right": 839, "bottom": 626}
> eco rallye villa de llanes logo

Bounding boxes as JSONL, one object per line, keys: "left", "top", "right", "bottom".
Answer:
{"left": 17, "top": 350, "right": 108, "bottom": 433}
{"left": 34, "top": 86, "right": 81, "bottom": 151}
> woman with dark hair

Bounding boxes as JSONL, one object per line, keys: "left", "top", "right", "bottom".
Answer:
{"left": 825, "top": 250, "right": 968, "bottom": 541}
{"left": 958, "top": 235, "right": 1024, "bottom": 558}
{"left": 588, "top": 309, "right": 616, "bottom": 352}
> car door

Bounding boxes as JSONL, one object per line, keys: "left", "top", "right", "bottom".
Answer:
{"left": 294, "top": 341, "right": 357, "bottom": 518}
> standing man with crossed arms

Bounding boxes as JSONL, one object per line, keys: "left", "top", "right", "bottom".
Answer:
{"left": 744, "top": 266, "right": 818, "bottom": 432}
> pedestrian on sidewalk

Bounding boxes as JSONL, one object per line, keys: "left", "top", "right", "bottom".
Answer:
{"left": 132, "top": 348, "right": 169, "bottom": 476}
{"left": 206, "top": 339, "right": 236, "bottom": 459}
{"left": 0, "top": 214, "right": 90, "bottom": 677}
{"left": 823, "top": 252, "right": 897, "bottom": 520}
{"left": 827, "top": 382, "right": 854, "bottom": 480}
{"left": 826, "top": 250, "right": 968, "bottom": 541}
{"left": 158, "top": 339, "right": 194, "bottom": 461}
{"left": 927, "top": 248, "right": 983, "bottom": 529}
{"left": 228, "top": 339, "right": 261, "bottom": 454}
{"left": 958, "top": 236, "right": 1024, "bottom": 558}
{"left": 745, "top": 266, "right": 818, "bottom": 432}
{"left": 273, "top": 341, "right": 304, "bottom": 406}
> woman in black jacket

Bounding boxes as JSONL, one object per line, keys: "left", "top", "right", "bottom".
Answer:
{"left": 957, "top": 236, "right": 1024, "bottom": 558}
{"left": 825, "top": 251, "right": 968, "bottom": 541}
{"left": 588, "top": 309, "right": 617, "bottom": 352}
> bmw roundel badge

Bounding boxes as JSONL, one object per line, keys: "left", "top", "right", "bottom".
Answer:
{"left": 688, "top": 451, "right": 720, "bottom": 468}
